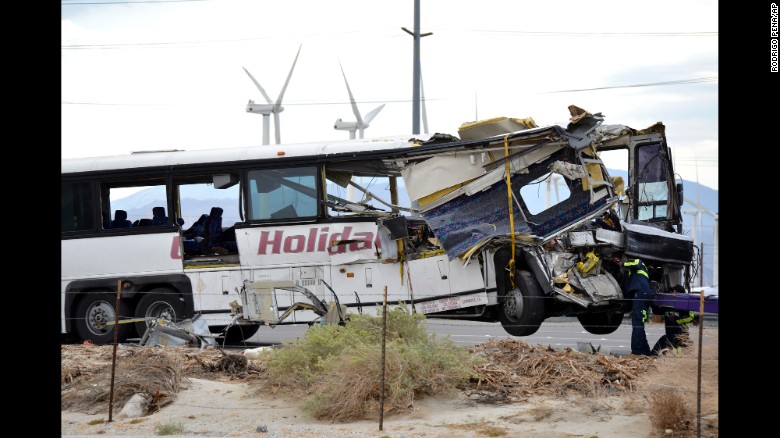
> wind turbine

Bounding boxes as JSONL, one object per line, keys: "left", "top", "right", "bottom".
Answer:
{"left": 545, "top": 174, "right": 566, "bottom": 208}
{"left": 334, "top": 61, "right": 385, "bottom": 140}
{"left": 243, "top": 45, "right": 302, "bottom": 145}
{"left": 683, "top": 197, "right": 717, "bottom": 287}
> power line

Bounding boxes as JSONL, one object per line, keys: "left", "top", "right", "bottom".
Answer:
{"left": 60, "top": 97, "right": 442, "bottom": 107}
{"left": 62, "top": 0, "right": 209, "bottom": 5}
{"left": 61, "top": 31, "right": 717, "bottom": 50}
{"left": 62, "top": 29, "right": 391, "bottom": 50}
{"left": 540, "top": 77, "right": 717, "bottom": 94}
{"left": 61, "top": 76, "right": 718, "bottom": 107}
{"left": 432, "top": 29, "right": 717, "bottom": 37}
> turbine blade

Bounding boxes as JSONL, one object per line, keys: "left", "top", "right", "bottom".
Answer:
{"left": 275, "top": 44, "right": 302, "bottom": 109}
{"left": 242, "top": 67, "right": 273, "bottom": 104}
{"left": 363, "top": 104, "right": 385, "bottom": 125}
{"left": 339, "top": 60, "right": 363, "bottom": 126}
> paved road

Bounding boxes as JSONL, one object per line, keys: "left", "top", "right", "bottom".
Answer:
{"left": 239, "top": 315, "right": 718, "bottom": 356}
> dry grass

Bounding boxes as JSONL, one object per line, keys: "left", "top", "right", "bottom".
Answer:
{"left": 154, "top": 421, "right": 184, "bottom": 435}
{"left": 649, "top": 388, "right": 693, "bottom": 434}
{"left": 442, "top": 420, "right": 508, "bottom": 436}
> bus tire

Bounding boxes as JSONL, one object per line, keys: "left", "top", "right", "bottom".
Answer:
{"left": 134, "top": 288, "right": 185, "bottom": 338}
{"left": 578, "top": 311, "right": 625, "bottom": 335}
{"left": 74, "top": 292, "right": 131, "bottom": 344}
{"left": 499, "top": 270, "right": 546, "bottom": 337}
{"left": 214, "top": 324, "right": 260, "bottom": 345}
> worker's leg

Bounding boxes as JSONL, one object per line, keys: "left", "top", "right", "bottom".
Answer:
{"left": 651, "top": 334, "right": 674, "bottom": 355}
{"left": 630, "top": 295, "right": 652, "bottom": 356}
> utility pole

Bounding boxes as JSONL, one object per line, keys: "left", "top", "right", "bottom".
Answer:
{"left": 402, "top": 0, "right": 432, "bottom": 135}
{"left": 713, "top": 214, "right": 718, "bottom": 285}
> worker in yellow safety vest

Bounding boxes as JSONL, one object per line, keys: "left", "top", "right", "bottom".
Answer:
{"left": 622, "top": 258, "right": 653, "bottom": 356}
{"left": 651, "top": 309, "right": 695, "bottom": 356}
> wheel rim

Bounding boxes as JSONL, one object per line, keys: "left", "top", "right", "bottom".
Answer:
{"left": 85, "top": 300, "right": 115, "bottom": 336}
{"left": 144, "top": 300, "right": 176, "bottom": 324}
{"left": 504, "top": 289, "right": 524, "bottom": 321}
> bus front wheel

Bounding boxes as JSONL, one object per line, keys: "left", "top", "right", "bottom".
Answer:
{"left": 499, "top": 270, "right": 546, "bottom": 337}
{"left": 74, "top": 292, "right": 131, "bottom": 344}
{"left": 134, "top": 288, "right": 185, "bottom": 338}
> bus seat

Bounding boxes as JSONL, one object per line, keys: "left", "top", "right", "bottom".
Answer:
{"left": 182, "top": 214, "right": 208, "bottom": 255}
{"left": 184, "top": 214, "right": 208, "bottom": 239}
{"left": 152, "top": 206, "right": 168, "bottom": 226}
{"left": 202, "top": 207, "right": 224, "bottom": 251}
{"left": 112, "top": 210, "right": 132, "bottom": 228}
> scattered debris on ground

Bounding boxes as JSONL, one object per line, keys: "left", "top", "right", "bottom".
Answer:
{"left": 61, "top": 339, "right": 655, "bottom": 415}
{"left": 465, "top": 338, "right": 655, "bottom": 403}
{"left": 61, "top": 344, "right": 267, "bottom": 415}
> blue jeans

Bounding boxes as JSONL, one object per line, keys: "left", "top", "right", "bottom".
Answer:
{"left": 630, "top": 288, "right": 652, "bottom": 356}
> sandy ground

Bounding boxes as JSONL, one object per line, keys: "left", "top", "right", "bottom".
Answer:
{"left": 61, "top": 326, "right": 718, "bottom": 438}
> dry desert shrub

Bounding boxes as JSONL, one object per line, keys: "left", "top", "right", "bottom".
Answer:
{"left": 649, "top": 388, "right": 692, "bottom": 433}
{"left": 266, "top": 305, "right": 478, "bottom": 422}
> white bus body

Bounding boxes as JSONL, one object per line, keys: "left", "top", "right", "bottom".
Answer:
{"left": 62, "top": 106, "right": 692, "bottom": 344}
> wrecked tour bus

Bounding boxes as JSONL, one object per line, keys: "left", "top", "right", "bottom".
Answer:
{"left": 61, "top": 105, "right": 693, "bottom": 344}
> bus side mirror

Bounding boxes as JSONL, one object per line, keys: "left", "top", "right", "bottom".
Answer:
{"left": 676, "top": 182, "right": 684, "bottom": 207}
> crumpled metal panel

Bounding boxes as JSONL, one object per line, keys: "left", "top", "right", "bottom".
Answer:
{"left": 622, "top": 222, "right": 693, "bottom": 264}
{"left": 141, "top": 314, "right": 217, "bottom": 348}
{"left": 422, "top": 177, "right": 533, "bottom": 260}
{"left": 544, "top": 251, "right": 578, "bottom": 278}
{"left": 568, "top": 268, "right": 622, "bottom": 303}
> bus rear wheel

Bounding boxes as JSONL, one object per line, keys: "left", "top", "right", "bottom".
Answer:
{"left": 578, "top": 311, "right": 625, "bottom": 335}
{"left": 134, "top": 288, "right": 185, "bottom": 338}
{"left": 74, "top": 292, "right": 131, "bottom": 344}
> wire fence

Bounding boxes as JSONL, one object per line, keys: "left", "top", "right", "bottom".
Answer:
{"left": 60, "top": 289, "right": 718, "bottom": 332}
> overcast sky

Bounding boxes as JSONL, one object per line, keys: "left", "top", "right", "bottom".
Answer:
{"left": 61, "top": 0, "right": 718, "bottom": 190}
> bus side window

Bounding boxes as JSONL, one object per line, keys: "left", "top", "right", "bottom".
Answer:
{"left": 247, "top": 166, "right": 318, "bottom": 221}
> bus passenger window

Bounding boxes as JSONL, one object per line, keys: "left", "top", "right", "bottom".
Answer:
{"left": 62, "top": 181, "right": 95, "bottom": 232}
{"left": 247, "top": 167, "right": 318, "bottom": 221}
